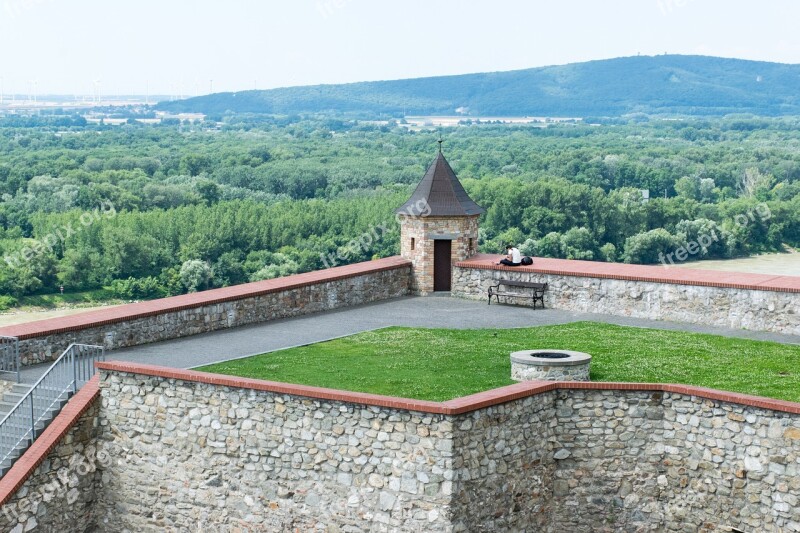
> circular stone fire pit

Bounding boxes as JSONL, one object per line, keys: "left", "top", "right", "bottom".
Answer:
{"left": 510, "top": 349, "right": 591, "bottom": 382}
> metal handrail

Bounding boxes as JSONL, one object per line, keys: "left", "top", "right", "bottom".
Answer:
{"left": 0, "top": 336, "right": 19, "bottom": 383}
{"left": 0, "top": 343, "right": 104, "bottom": 469}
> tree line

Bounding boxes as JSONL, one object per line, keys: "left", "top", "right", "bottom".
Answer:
{"left": 1, "top": 114, "right": 799, "bottom": 307}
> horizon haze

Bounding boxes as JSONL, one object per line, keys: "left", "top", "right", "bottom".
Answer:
{"left": 1, "top": 0, "right": 799, "bottom": 96}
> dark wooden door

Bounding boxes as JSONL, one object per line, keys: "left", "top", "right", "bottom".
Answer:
{"left": 433, "top": 240, "right": 452, "bottom": 292}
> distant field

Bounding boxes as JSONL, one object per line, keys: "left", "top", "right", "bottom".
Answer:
{"left": 402, "top": 116, "right": 579, "bottom": 127}
{"left": 199, "top": 323, "right": 800, "bottom": 402}
{"left": 0, "top": 289, "right": 124, "bottom": 326}
{"left": 672, "top": 251, "right": 800, "bottom": 276}
{"left": 0, "top": 303, "right": 122, "bottom": 327}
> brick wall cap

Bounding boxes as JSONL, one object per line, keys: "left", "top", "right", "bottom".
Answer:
{"left": 455, "top": 254, "right": 800, "bottom": 293}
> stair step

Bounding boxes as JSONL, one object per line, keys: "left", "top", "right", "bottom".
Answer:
{"left": 0, "top": 393, "right": 70, "bottom": 409}
{"left": 3, "top": 392, "right": 25, "bottom": 400}
{"left": 0, "top": 440, "right": 32, "bottom": 471}
{"left": 0, "top": 400, "right": 34, "bottom": 411}
{"left": 0, "top": 400, "right": 67, "bottom": 429}
{"left": 0, "top": 406, "right": 62, "bottom": 419}
{"left": 0, "top": 401, "right": 21, "bottom": 411}
{"left": 5, "top": 387, "right": 69, "bottom": 397}
{"left": 1, "top": 346, "right": 103, "bottom": 479}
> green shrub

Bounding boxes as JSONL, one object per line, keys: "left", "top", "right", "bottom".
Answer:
{"left": 599, "top": 243, "right": 617, "bottom": 262}
{"left": 0, "top": 295, "right": 18, "bottom": 311}
{"left": 622, "top": 228, "right": 679, "bottom": 264}
{"left": 108, "top": 277, "right": 168, "bottom": 300}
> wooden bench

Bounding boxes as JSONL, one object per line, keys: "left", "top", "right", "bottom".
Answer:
{"left": 488, "top": 280, "right": 548, "bottom": 309}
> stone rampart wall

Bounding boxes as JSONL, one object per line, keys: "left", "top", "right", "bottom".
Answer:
{"left": 2, "top": 366, "right": 799, "bottom": 532}
{"left": 0, "top": 379, "right": 101, "bottom": 533}
{"left": 450, "top": 392, "right": 556, "bottom": 531}
{"left": 453, "top": 265, "right": 800, "bottom": 336}
{"left": 551, "top": 388, "right": 800, "bottom": 532}
{"left": 0, "top": 258, "right": 411, "bottom": 366}
{"left": 93, "top": 368, "right": 455, "bottom": 532}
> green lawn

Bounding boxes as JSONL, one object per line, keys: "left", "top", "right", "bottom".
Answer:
{"left": 197, "top": 322, "right": 800, "bottom": 402}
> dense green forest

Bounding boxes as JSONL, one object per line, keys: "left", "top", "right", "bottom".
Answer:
{"left": 1, "top": 113, "right": 799, "bottom": 308}
{"left": 158, "top": 55, "right": 800, "bottom": 117}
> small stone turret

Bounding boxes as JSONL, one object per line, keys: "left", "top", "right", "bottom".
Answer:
{"left": 396, "top": 145, "right": 484, "bottom": 294}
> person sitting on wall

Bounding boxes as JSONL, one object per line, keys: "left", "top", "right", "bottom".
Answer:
{"left": 498, "top": 244, "right": 522, "bottom": 266}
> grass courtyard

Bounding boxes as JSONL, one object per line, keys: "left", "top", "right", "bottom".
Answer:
{"left": 198, "top": 322, "right": 800, "bottom": 402}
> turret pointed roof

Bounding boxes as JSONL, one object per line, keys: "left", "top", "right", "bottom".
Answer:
{"left": 395, "top": 150, "right": 485, "bottom": 216}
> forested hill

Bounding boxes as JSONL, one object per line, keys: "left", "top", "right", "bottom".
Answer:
{"left": 157, "top": 55, "right": 800, "bottom": 117}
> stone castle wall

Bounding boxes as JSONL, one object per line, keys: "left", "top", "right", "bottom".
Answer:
{"left": 450, "top": 392, "right": 557, "bottom": 531}
{"left": 6, "top": 261, "right": 410, "bottom": 366}
{"left": 453, "top": 265, "right": 800, "bottom": 336}
{"left": 551, "top": 388, "right": 800, "bottom": 532}
{"left": 5, "top": 254, "right": 796, "bottom": 369}
{"left": 0, "top": 389, "right": 101, "bottom": 533}
{"left": 92, "top": 368, "right": 456, "bottom": 532}
{"left": 4, "top": 366, "right": 796, "bottom": 532}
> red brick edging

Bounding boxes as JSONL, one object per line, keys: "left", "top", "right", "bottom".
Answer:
{"left": 455, "top": 254, "right": 800, "bottom": 293}
{"left": 0, "top": 376, "right": 101, "bottom": 507}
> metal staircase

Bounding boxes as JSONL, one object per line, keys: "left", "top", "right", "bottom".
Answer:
{"left": 0, "top": 343, "right": 105, "bottom": 476}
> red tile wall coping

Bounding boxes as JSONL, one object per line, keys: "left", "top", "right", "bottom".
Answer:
{"left": 455, "top": 254, "right": 800, "bottom": 293}
{"left": 0, "top": 257, "right": 412, "bottom": 340}
{"left": 0, "top": 376, "right": 100, "bottom": 507}
{"left": 95, "top": 361, "right": 447, "bottom": 413}
{"left": 96, "top": 361, "right": 800, "bottom": 417}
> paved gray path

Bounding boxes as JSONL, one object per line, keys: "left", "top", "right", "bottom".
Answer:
{"left": 17, "top": 295, "right": 800, "bottom": 383}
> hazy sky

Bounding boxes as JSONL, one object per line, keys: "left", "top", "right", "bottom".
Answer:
{"left": 1, "top": 0, "right": 799, "bottom": 96}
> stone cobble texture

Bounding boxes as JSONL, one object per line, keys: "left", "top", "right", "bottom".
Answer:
{"left": 451, "top": 392, "right": 556, "bottom": 532}
{"left": 3, "top": 372, "right": 800, "bottom": 532}
{"left": 511, "top": 363, "right": 590, "bottom": 382}
{"left": 0, "top": 379, "right": 15, "bottom": 398}
{"left": 94, "top": 370, "right": 456, "bottom": 532}
{"left": 551, "top": 390, "right": 670, "bottom": 532}
{"left": 551, "top": 390, "right": 800, "bottom": 532}
{"left": 0, "top": 401, "right": 101, "bottom": 533}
